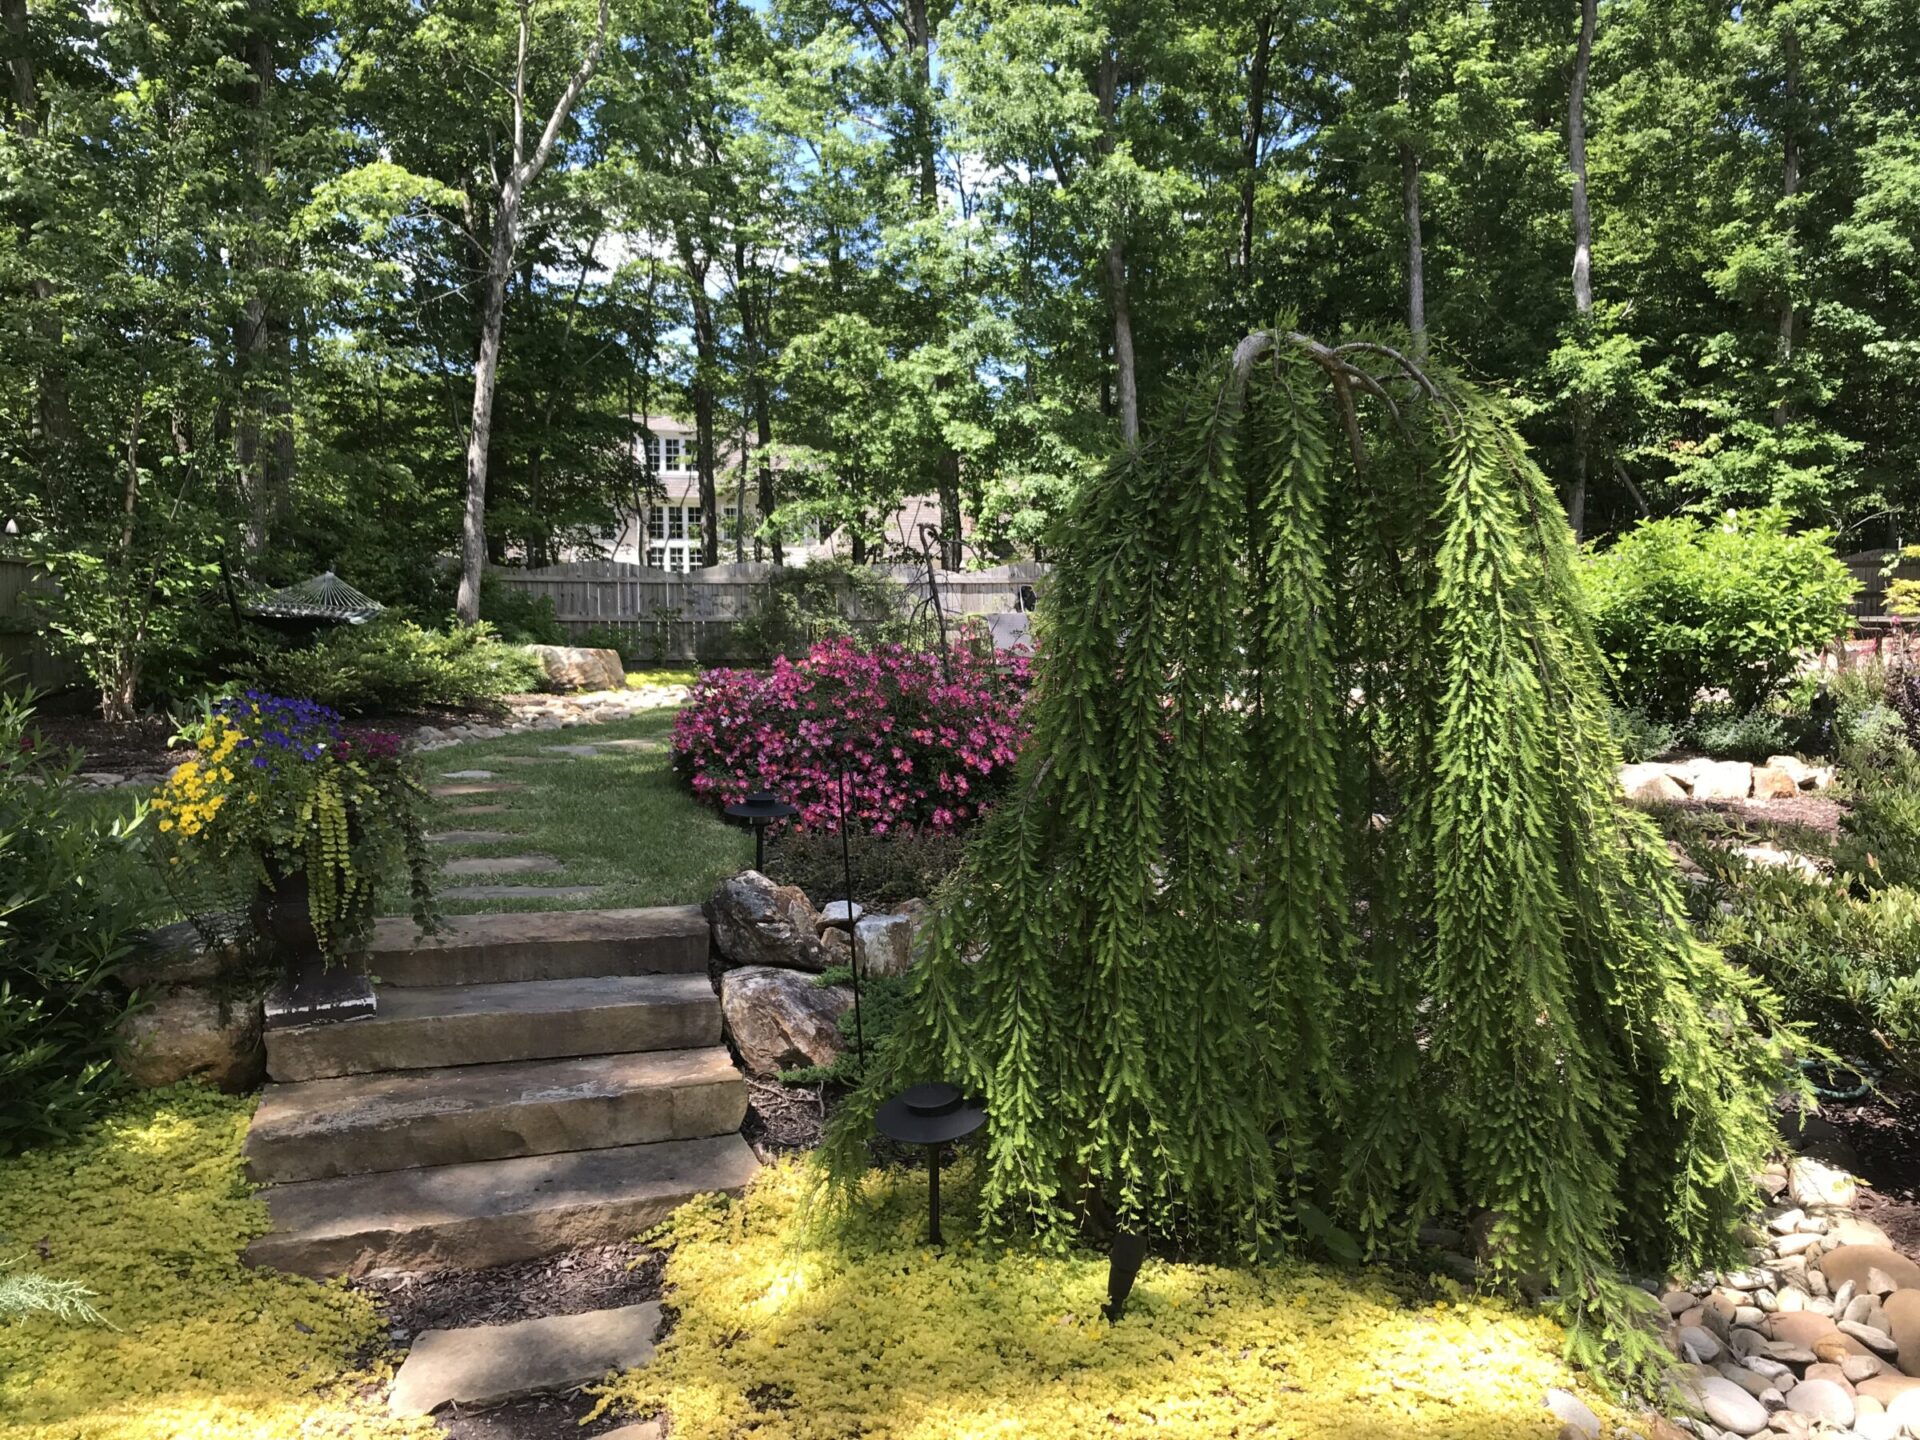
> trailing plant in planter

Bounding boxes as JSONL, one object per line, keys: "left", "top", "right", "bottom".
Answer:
{"left": 820, "top": 332, "right": 1803, "bottom": 1386}
{"left": 152, "top": 693, "right": 434, "bottom": 970}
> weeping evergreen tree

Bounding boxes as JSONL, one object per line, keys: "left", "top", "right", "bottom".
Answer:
{"left": 821, "top": 331, "right": 1799, "bottom": 1372}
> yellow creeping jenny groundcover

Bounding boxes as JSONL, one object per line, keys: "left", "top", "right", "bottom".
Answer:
{"left": 594, "top": 1158, "right": 1639, "bottom": 1440}
{"left": 0, "top": 1084, "right": 428, "bottom": 1440}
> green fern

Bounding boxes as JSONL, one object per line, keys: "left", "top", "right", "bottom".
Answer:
{"left": 818, "top": 332, "right": 1803, "bottom": 1384}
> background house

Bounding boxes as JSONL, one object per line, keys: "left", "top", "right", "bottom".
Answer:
{"left": 595, "top": 418, "right": 955, "bottom": 572}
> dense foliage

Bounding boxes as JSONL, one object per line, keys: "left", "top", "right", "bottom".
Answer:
{"left": 727, "top": 561, "right": 937, "bottom": 663}
{"left": 0, "top": 1085, "right": 414, "bottom": 1440}
{"left": 822, "top": 336, "right": 1800, "bottom": 1378}
{"left": 6, "top": 0, "right": 1916, "bottom": 717}
{"left": 0, "top": 691, "right": 148, "bottom": 1155}
{"left": 591, "top": 1159, "right": 1617, "bottom": 1440}
{"left": 1583, "top": 510, "right": 1856, "bottom": 722}
{"left": 672, "top": 638, "right": 1029, "bottom": 834}
{"left": 766, "top": 827, "right": 966, "bottom": 909}
{"left": 151, "top": 694, "right": 433, "bottom": 958}
{"left": 240, "top": 621, "right": 543, "bottom": 715}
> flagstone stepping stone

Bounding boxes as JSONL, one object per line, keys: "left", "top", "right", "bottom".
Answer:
{"left": 487, "top": 755, "right": 558, "bottom": 765}
{"left": 538, "top": 744, "right": 604, "bottom": 758}
{"left": 431, "top": 781, "right": 527, "bottom": 798}
{"left": 443, "top": 804, "right": 510, "bottom": 818}
{"left": 440, "top": 769, "right": 496, "bottom": 780}
{"left": 428, "top": 830, "right": 517, "bottom": 846}
{"left": 443, "top": 855, "right": 564, "bottom": 878}
{"left": 439, "top": 884, "right": 604, "bottom": 901}
{"left": 388, "top": 1301, "right": 660, "bottom": 1416}
{"left": 593, "top": 738, "right": 665, "bottom": 752}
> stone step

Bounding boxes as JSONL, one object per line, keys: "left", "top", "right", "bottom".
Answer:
{"left": 442, "top": 855, "right": 564, "bottom": 877}
{"left": 246, "top": 1046, "right": 747, "bottom": 1184}
{"left": 267, "top": 973, "right": 722, "bottom": 1081}
{"left": 368, "top": 906, "right": 708, "bottom": 987}
{"left": 246, "top": 1133, "right": 760, "bottom": 1277}
{"left": 428, "top": 829, "right": 517, "bottom": 845}
{"left": 388, "top": 1302, "right": 661, "bottom": 1417}
{"left": 440, "top": 883, "right": 604, "bottom": 901}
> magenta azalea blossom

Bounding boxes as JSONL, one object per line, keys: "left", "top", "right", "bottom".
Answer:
{"left": 671, "top": 638, "right": 1031, "bottom": 833}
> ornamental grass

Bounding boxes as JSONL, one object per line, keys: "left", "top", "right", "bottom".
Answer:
{"left": 593, "top": 1157, "right": 1627, "bottom": 1440}
{"left": 0, "top": 1085, "right": 426, "bottom": 1440}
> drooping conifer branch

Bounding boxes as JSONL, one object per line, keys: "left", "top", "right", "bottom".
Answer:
{"left": 821, "top": 332, "right": 1802, "bottom": 1372}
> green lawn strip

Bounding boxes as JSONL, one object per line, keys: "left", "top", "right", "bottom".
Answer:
{"left": 409, "top": 707, "right": 749, "bottom": 914}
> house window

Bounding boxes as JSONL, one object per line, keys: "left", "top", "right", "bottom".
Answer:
{"left": 644, "top": 503, "right": 703, "bottom": 572}
{"left": 643, "top": 435, "right": 690, "bottom": 474}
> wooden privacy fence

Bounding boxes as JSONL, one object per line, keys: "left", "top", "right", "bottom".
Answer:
{"left": 491, "top": 560, "right": 1050, "bottom": 661}
{"left": 1839, "top": 549, "right": 1920, "bottom": 619}
{"left": 0, "top": 558, "right": 77, "bottom": 694}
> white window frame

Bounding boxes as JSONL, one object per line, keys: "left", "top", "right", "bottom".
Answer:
{"left": 644, "top": 502, "right": 704, "bottom": 572}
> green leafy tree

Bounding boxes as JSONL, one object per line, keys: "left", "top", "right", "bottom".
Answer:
{"left": 823, "top": 334, "right": 1799, "bottom": 1382}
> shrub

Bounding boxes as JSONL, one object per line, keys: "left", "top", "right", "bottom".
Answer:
{"left": 1606, "top": 705, "right": 1678, "bottom": 763}
{"left": 727, "top": 561, "right": 937, "bottom": 663}
{"left": 240, "top": 619, "right": 543, "bottom": 714}
{"left": 1582, "top": 508, "right": 1855, "bottom": 722}
{"left": 671, "top": 638, "right": 1030, "bottom": 834}
{"left": 1835, "top": 734, "right": 1920, "bottom": 891}
{"left": 1687, "top": 704, "right": 1809, "bottom": 762}
{"left": 1690, "top": 849, "right": 1920, "bottom": 1084}
{"left": 477, "top": 580, "right": 568, "bottom": 645}
{"left": 0, "top": 690, "right": 149, "bottom": 1155}
{"left": 764, "top": 827, "right": 967, "bottom": 908}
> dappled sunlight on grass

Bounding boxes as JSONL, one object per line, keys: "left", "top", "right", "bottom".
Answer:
{"left": 0, "top": 1085, "right": 426, "bottom": 1440}
{"left": 595, "top": 1158, "right": 1641, "bottom": 1440}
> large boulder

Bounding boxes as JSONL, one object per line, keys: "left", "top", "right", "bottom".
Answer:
{"left": 720, "top": 965, "right": 853, "bottom": 1075}
{"left": 523, "top": 645, "right": 626, "bottom": 693}
{"left": 705, "top": 871, "right": 831, "bottom": 971}
{"left": 1689, "top": 760, "right": 1755, "bottom": 801}
{"left": 1621, "top": 763, "right": 1687, "bottom": 803}
{"left": 118, "top": 989, "right": 264, "bottom": 1092}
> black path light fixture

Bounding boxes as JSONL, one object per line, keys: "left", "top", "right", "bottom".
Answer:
{"left": 874, "top": 1082, "right": 987, "bottom": 1245}
{"left": 1103, "top": 1231, "right": 1150, "bottom": 1322}
{"left": 723, "top": 790, "right": 798, "bottom": 872}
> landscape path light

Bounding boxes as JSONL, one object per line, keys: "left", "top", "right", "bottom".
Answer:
{"left": 874, "top": 1082, "right": 987, "bottom": 1245}
{"left": 723, "top": 790, "right": 798, "bottom": 872}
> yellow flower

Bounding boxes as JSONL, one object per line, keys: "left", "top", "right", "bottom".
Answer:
{"left": 157, "top": 819, "right": 173, "bottom": 833}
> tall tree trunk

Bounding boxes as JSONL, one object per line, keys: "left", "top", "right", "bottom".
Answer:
{"left": 235, "top": 13, "right": 282, "bottom": 556}
{"left": 1773, "top": 21, "right": 1799, "bottom": 429}
{"left": 738, "top": 269, "right": 781, "bottom": 565}
{"left": 1096, "top": 40, "right": 1139, "bottom": 445}
{"left": 4, "top": 0, "right": 71, "bottom": 460}
{"left": 455, "top": 0, "right": 608, "bottom": 624}
{"left": 1240, "top": 10, "right": 1274, "bottom": 297}
{"left": 1564, "top": 0, "right": 1597, "bottom": 539}
{"left": 907, "top": 0, "right": 964, "bottom": 569}
{"left": 1398, "top": 0, "right": 1426, "bottom": 358}
{"left": 677, "top": 224, "right": 720, "bottom": 569}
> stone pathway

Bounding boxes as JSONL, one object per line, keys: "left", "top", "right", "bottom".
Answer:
{"left": 440, "top": 883, "right": 605, "bottom": 901}
{"left": 244, "top": 906, "right": 757, "bottom": 1423}
{"left": 428, "top": 768, "right": 613, "bottom": 905}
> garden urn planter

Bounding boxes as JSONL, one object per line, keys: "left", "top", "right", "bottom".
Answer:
{"left": 254, "top": 868, "right": 377, "bottom": 1030}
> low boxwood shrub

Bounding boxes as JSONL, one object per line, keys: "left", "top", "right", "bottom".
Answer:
{"left": 1582, "top": 508, "right": 1855, "bottom": 723}
{"left": 0, "top": 690, "right": 149, "bottom": 1155}
{"left": 239, "top": 619, "right": 543, "bottom": 715}
{"left": 672, "top": 637, "right": 1030, "bottom": 833}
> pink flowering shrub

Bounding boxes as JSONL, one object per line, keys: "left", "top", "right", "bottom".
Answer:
{"left": 672, "top": 638, "right": 1032, "bottom": 833}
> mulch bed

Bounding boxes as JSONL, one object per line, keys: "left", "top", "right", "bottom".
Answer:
{"left": 741, "top": 1073, "right": 831, "bottom": 1156}
{"left": 358, "top": 1242, "right": 664, "bottom": 1337}
{"left": 1674, "top": 791, "right": 1847, "bottom": 844}
{"left": 436, "top": 1392, "right": 649, "bottom": 1440}
{"left": 1819, "top": 1080, "right": 1920, "bottom": 1255}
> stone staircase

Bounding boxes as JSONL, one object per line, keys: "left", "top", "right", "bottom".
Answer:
{"left": 245, "top": 906, "right": 759, "bottom": 1279}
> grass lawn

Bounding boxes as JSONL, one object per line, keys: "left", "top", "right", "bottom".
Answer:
{"left": 412, "top": 705, "right": 751, "bottom": 914}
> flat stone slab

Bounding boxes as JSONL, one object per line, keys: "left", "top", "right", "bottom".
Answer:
{"left": 247, "top": 1133, "right": 760, "bottom": 1277}
{"left": 439, "top": 883, "right": 604, "bottom": 901}
{"left": 440, "top": 769, "right": 496, "bottom": 780}
{"left": 367, "top": 906, "right": 710, "bottom": 986}
{"left": 246, "top": 1046, "right": 747, "bottom": 1183}
{"left": 430, "top": 782, "right": 528, "bottom": 798}
{"left": 539, "top": 744, "right": 604, "bottom": 758}
{"left": 592, "top": 738, "right": 664, "bottom": 752}
{"left": 388, "top": 1301, "right": 661, "bottom": 1416}
{"left": 443, "top": 804, "right": 510, "bottom": 818}
{"left": 265, "top": 973, "right": 723, "bottom": 1081}
{"left": 428, "top": 830, "right": 517, "bottom": 846}
{"left": 443, "top": 855, "right": 564, "bottom": 877}
{"left": 487, "top": 755, "right": 559, "bottom": 766}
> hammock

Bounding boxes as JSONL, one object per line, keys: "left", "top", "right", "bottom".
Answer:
{"left": 244, "top": 571, "right": 384, "bottom": 625}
